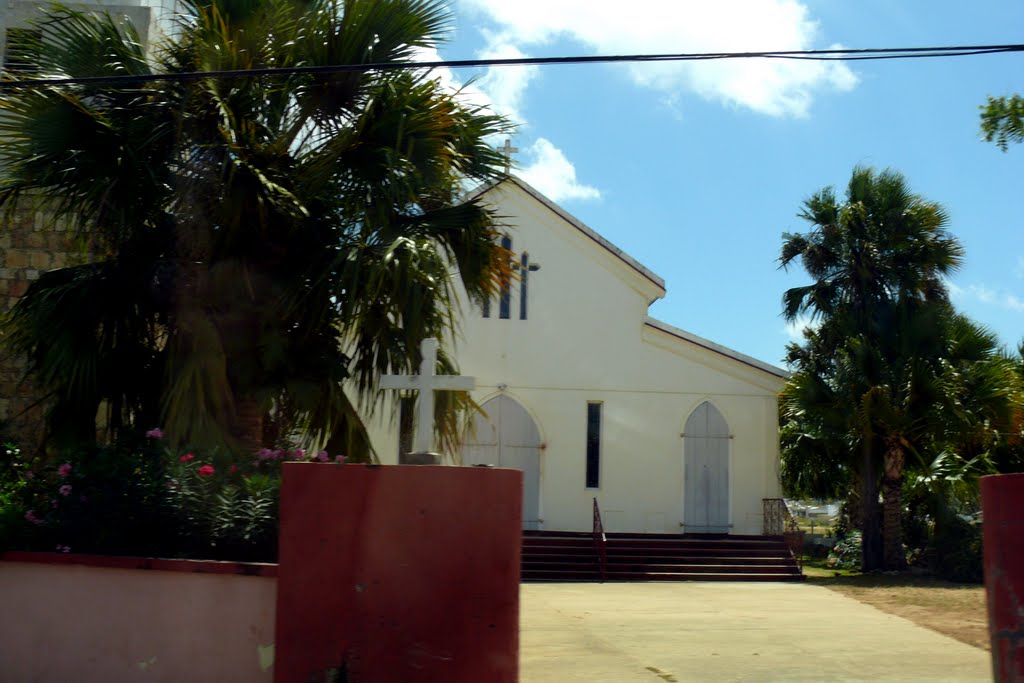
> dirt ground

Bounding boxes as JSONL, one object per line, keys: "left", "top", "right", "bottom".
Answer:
{"left": 805, "top": 568, "right": 990, "bottom": 651}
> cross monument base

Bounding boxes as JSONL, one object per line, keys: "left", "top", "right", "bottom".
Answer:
{"left": 400, "top": 451, "right": 440, "bottom": 465}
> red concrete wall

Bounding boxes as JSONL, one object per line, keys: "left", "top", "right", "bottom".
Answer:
{"left": 274, "top": 463, "right": 522, "bottom": 683}
{"left": 982, "top": 473, "right": 1024, "bottom": 682}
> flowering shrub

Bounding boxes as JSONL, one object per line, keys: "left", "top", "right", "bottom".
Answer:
{"left": 0, "top": 441, "right": 34, "bottom": 549}
{"left": 0, "top": 430, "right": 347, "bottom": 562}
{"left": 1, "top": 441, "right": 173, "bottom": 557}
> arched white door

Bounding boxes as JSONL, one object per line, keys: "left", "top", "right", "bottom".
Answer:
{"left": 462, "top": 395, "right": 541, "bottom": 530}
{"left": 683, "top": 401, "right": 730, "bottom": 534}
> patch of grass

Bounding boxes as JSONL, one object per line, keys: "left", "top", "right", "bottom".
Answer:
{"left": 801, "top": 564, "right": 859, "bottom": 579}
{"left": 805, "top": 570, "right": 989, "bottom": 651}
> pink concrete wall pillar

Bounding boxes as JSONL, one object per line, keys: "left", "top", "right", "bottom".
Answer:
{"left": 982, "top": 473, "right": 1024, "bottom": 681}
{"left": 0, "top": 558, "right": 276, "bottom": 682}
{"left": 274, "top": 463, "right": 522, "bottom": 683}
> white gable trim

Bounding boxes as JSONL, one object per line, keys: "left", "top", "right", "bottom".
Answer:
{"left": 644, "top": 317, "right": 789, "bottom": 380}
{"left": 463, "top": 176, "right": 667, "bottom": 301}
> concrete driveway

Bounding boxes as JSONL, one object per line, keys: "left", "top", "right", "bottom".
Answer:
{"left": 520, "top": 582, "right": 990, "bottom": 682}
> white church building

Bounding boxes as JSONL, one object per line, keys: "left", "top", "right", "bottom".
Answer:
{"left": 368, "top": 176, "right": 787, "bottom": 537}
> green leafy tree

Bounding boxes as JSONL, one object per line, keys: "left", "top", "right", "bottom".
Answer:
{"left": 780, "top": 166, "right": 966, "bottom": 570}
{"left": 980, "top": 94, "right": 1024, "bottom": 151}
{"left": 0, "top": 0, "right": 512, "bottom": 457}
{"left": 864, "top": 305, "right": 1020, "bottom": 569}
{"left": 783, "top": 306, "right": 1023, "bottom": 572}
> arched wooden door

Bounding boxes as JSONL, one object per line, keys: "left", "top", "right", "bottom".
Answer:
{"left": 462, "top": 395, "right": 541, "bottom": 530}
{"left": 683, "top": 401, "right": 730, "bottom": 534}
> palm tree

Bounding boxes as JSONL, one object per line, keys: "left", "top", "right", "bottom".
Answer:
{"left": 0, "top": 0, "right": 513, "bottom": 457}
{"left": 780, "top": 166, "right": 964, "bottom": 570}
{"left": 864, "top": 304, "right": 1021, "bottom": 569}
{"left": 783, "top": 304, "right": 1022, "bottom": 569}
{"left": 781, "top": 313, "right": 886, "bottom": 567}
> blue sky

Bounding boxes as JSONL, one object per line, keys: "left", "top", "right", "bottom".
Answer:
{"left": 431, "top": 0, "right": 1023, "bottom": 367}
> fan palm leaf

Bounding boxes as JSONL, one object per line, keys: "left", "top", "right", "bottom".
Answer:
{"left": 1, "top": 0, "right": 513, "bottom": 458}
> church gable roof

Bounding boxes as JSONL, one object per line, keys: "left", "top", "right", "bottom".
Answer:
{"left": 462, "top": 175, "right": 787, "bottom": 383}
{"left": 644, "top": 317, "right": 790, "bottom": 380}
{"left": 463, "top": 176, "right": 667, "bottom": 300}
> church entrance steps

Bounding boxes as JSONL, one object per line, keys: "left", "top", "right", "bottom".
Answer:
{"left": 521, "top": 531, "right": 804, "bottom": 582}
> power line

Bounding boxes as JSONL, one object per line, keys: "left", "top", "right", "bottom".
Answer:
{"left": 1, "top": 43, "right": 1022, "bottom": 90}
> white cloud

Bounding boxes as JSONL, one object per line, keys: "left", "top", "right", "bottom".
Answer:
{"left": 783, "top": 312, "right": 819, "bottom": 342}
{"left": 1004, "top": 294, "right": 1024, "bottom": 313}
{"left": 969, "top": 284, "right": 997, "bottom": 305}
{"left": 472, "top": 40, "right": 539, "bottom": 125}
{"left": 518, "top": 138, "right": 601, "bottom": 202}
{"left": 459, "top": 0, "right": 857, "bottom": 117}
{"left": 413, "top": 42, "right": 538, "bottom": 126}
{"left": 950, "top": 282, "right": 1024, "bottom": 313}
{"left": 415, "top": 48, "right": 600, "bottom": 202}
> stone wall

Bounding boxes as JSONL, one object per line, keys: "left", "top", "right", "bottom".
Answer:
{"left": 0, "top": 202, "right": 87, "bottom": 449}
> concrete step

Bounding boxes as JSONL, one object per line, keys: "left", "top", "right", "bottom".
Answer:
{"left": 520, "top": 531, "right": 803, "bottom": 583}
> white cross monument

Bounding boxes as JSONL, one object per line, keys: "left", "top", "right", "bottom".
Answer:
{"left": 380, "top": 338, "right": 475, "bottom": 463}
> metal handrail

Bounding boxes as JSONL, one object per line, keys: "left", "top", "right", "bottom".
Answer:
{"left": 764, "top": 498, "right": 805, "bottom": 570}
{"left": 592, "top": 497, "right": 607, "bottom": 582}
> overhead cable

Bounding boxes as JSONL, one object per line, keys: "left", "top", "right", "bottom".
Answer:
{"left": 1, "top": 43, "right": 1022, "bottom": 90}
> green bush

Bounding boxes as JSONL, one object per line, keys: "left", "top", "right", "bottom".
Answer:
{"left": 828, "top": 530, "right": 863, "bottom": 570}
{"left": 928, "top": 515, "right": 983, "bottom": 583}
{"left": 0, "top": 441, "right": 44, "bottom": 551}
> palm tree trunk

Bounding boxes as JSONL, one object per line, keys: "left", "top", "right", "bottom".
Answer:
{"left": 861, "top": 435, "right": 884, "bottom": 571}
{"left": 882, "top": 438, "right": 907, "bottom": 570}
{"left": 233, "top": 394, "right": 264, "bottom": 454}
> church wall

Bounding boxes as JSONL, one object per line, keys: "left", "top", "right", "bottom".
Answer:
{"left": 365, "top": 179, "right": 784, "bottom": 536}
{"left": 478, "top": 385, "right": 779, "bottom": 535}
{"left": 457, "top": 184, "right": 781, "bottom": 535}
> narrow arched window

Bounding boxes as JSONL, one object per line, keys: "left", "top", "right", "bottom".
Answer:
{"left": 499, "top": 235, "right": 512, "bottom": 319}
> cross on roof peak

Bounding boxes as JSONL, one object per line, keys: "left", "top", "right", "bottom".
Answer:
{"left": 497, "top": 138, "right": 518, "bottom": 173}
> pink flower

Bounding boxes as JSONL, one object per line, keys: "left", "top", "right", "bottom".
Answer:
{"left": 292, "top": 449, "right": 306, "bottom": 461}
{"left": 145, "top": 428, "right": 164, "bottom": 439}
{"left": 335, "top": 455, "right": 348, "bottom": 464}
{"left": 24, "top": 510, "right": 43, "bottom": 525}
{"left": 228, "top": 465, "right": 238, "bottom": 473}
{"left": 272, "top": 449, "right": 286, "bottom": 460}
{"left": 256, "top": 448, "right": 273, "bottom": 461}
{"left": 57, "top": 463, "right": 72, "bottom": 478}
{"left": 59, "top": 484, "right": 72, "bottom": 497}
{"left": 197, "top": 464, "right": 215, "bottom": 477}
{"left": 317, "top": 450, "right": 329, "bottom": 462}
{"left": 56, "top": 545, "right": 71, "bottom": 553}
{"left": 179, "top": 453, "right": 194, "bottom": 463}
